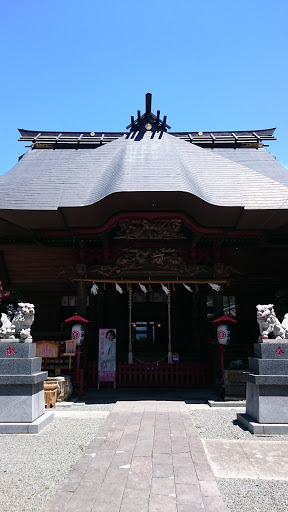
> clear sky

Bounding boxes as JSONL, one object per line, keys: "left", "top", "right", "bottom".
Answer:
{"left": 0, "top": 0, "right": 287, "bottom": 174}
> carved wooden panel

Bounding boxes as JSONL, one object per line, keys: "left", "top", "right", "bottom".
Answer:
{"left": 113, "top": 219, "right": 186, "bottom": 239}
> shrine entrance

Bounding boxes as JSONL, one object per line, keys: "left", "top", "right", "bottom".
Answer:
{"left": 131, "top": 289, "right": 168, "bottom": 362}
{"left": 72, "top": 215, "right": 232, "bottom": 389}
{"left": 84, "top": 278, "right": 227, "bottom": 389}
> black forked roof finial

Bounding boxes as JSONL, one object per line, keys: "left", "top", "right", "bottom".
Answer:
{"left": 126, "top": 93, "right": 171, "bottom": 132}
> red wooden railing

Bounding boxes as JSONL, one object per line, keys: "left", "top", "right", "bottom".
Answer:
{"left": 87, "top": 361, "right": 210, "bottom": 388}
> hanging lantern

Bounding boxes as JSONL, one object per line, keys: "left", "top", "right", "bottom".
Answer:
{"left": 71, "top": 323, "right": 85, "bottom": 345}
{"left": 217, "top": 324, "right": 230, "bottom": 345}
{"left": 64, "top": 314, "right": 91, "bottom": 346}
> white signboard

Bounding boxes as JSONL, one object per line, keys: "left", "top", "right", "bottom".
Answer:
{"left": 98, "top": 328, "right": 116, "bottom": 384}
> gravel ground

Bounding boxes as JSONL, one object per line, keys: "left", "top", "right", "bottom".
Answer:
{"left": 217, "top": 479, "right": 288, "bottom": 512}
{"left": 190, "top": 407, "right": 288, "bottom": 511}
{"left": 0, "top": 412, "right": 110, "bottom": 512}
{"left": 56, "top": 401, "right": 115, "bottom": 411}
{"left": 190, "top": 407, "right": 288, "bottom": 441}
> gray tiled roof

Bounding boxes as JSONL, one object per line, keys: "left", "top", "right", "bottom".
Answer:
{"left": 210, "top": 147, "right": 288, "bottom": 186}
{"left": 1, "top": 131, "right": 288, "bottom": 211}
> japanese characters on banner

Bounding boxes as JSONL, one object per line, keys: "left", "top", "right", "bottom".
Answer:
{"left": 98, "top": 328, "right": 116, "bottom": 383}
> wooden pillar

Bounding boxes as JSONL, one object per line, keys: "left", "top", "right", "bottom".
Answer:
{"left": 128, "top": 286, "right": 133, "bottom": 364}
{"left": 167, "top": 288, "right": 173, "bottom": 364}
{"left": 77, "top": 281, "right": 87, "bottom": 317}
{"left": 191, "top": 290, "right": 201, "bottom": 351}
{"left": 75, "top": 264, "right": 87, "bottom": 317}
{"left": 213, "top": 289, "right": 223, "bottom": 318}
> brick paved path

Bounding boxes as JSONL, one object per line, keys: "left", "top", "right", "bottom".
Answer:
{"left": 45, "top": 401, "right": 227, "bottom": 511}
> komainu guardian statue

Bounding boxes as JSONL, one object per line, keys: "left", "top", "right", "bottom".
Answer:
{"left": 0, "top": 302, "right": 35, "bottom": 341}
{"left": 256, "top": 304, "right": 288, "bottom": 341}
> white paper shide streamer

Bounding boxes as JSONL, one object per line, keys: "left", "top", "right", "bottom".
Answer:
{"left": 115, "top": 283, "right": 124, "bottom": 294}
{"left": 90, "top": 283, "right": 99, "bottom": 295}
{"left": 183, "top": 283, "right": 193, "bottom": 293}
{"left": 208, "top": 283, "right": 221, "bottom": 292}
{"left": 139, "top": 283, "right": 148, "bottom": 294}
{"left": 161, "top": 283, "right": 169, "bottom": 295}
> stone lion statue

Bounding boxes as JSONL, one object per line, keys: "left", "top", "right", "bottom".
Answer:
{"left": 0, "top": 313, "right": 16, "bottom": 338}
{"left": 0, "top": 302, "right": 35, "bottom": 341}
{"left": 256, "top": 304, "right": 288, "bottom": 341}
{"left": 13, "top": 303, "right": 35, "bottom": 340}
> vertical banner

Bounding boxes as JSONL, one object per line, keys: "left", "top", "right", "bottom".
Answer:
{"left": 98, "top": 328, "right": 116, "bottom": 383}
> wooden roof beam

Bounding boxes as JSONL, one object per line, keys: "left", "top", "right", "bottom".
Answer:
{"left": 33, "top": 133, "right": 42, "bottom": 142}
{"left": 55, "top": 133, "right": 62, "bottom": 144}
{"left": 253, "top": 131, "right": 261, "bottom": 141}
{"left": 145, "top": 93, "right": 152, "bottom": 116}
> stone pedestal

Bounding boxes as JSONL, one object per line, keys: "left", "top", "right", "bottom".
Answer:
{"left": 0, "top": 340, "right": 54, "bottom": 433}
{"left": 237, "top": 341, "right": 288, "bottom": 434}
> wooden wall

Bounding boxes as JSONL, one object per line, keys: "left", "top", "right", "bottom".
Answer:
{"left": 1, "top": 245, "right": 79, "bottom": 289}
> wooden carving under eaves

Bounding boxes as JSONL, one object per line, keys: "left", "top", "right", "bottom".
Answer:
{"left": 89, "top": 248, "right": 202, "bottom": 277}
{"left": 87, "top": 248, "right": 239, "bottom": 279}
{"left": 213, "top": 263, "right": 241, "bottom": 278}
{"left": 113, "top": 219, "right": 186, "bottom": 239}
{"left": 62, "top": 253, "right": 240, "bottom": 281}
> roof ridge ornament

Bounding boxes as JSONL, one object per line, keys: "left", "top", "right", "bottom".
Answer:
{"left": 126, "top": 93, "right": 171, "bottom": 132}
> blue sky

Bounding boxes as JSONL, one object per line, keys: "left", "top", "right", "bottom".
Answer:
{"left": 0, "top": 0, "right": 287, "bottom": 174}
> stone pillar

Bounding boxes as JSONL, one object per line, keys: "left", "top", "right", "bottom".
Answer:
{"left": 237, "top": 341, "right": 288, "bottom": 434}
{"left": 0, "top": 341, "right": 54, "bottom": 434}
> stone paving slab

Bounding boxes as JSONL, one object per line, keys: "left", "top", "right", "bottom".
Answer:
{"left": 203, "top": 439, "right": 288, "bottom": 480}
{"left": 44, "top": 400, "right": 228, "bottom": 511}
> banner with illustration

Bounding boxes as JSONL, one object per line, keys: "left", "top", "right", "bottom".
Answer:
{"left": 98, "top": 328, "right": 116, "bottom": 383}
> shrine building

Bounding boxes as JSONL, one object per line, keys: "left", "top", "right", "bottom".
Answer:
{"left": 1, "top": 93, "right": 288, "bottom": 392}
